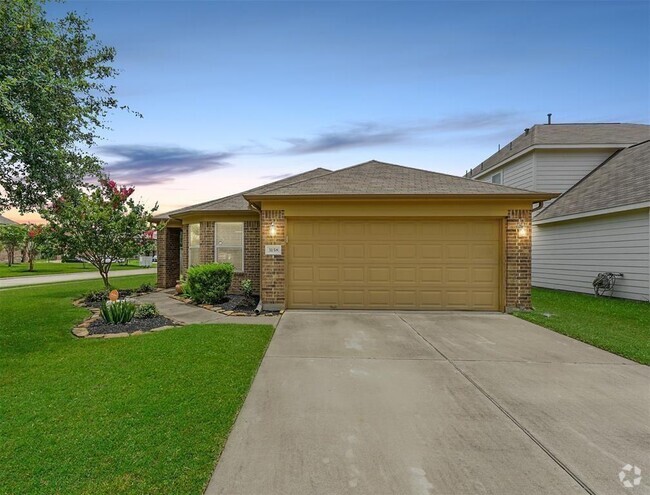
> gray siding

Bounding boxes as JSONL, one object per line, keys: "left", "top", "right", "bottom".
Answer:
{"left": 532, "top": 209, "right": 650, "bottom": 301}
{"left": 502, "top": 154, "right": 534, "bottom": 189}
{"left": 534, "top": 149, "right": 616, "bottom": 193}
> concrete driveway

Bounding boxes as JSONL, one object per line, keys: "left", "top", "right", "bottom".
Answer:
{"left": 206, "top": 312, "right": 649, "bottom": 495}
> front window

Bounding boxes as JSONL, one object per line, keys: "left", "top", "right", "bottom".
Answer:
{"left": 215, "top": 222, "right": 244, "bottom": 272}
{"left": 491, "top": 172, "right": 502, "bottom": 185}
{"left": 188, "top": 223, "right": 200, "bottom": 267}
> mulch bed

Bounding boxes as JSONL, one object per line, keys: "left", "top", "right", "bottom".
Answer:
{"left": 217, "top": 294, "right": 258, "bottom": 312}
{"left": 88, "top": 315, "right": 177, "bottom": 335}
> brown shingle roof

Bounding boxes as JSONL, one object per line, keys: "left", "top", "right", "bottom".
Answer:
{"left": 467, "top": 123, "right": 650, "bottom": 178}
{"left": 245, "top": 160, "right": 555, "bottom": 199}
{"left": 535, "top": 140, "right": 650, "bottom": 221}
{"left": 154, "top": 168, "right": 331, "bottom": 220}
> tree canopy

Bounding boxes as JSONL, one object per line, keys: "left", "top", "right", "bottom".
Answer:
{"left": 0, "top": 0, "right": 134, "bottom": 212}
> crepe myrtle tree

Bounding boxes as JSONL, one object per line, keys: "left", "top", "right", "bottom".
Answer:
{"left": 24, "top": 223, "right": 57, "bottom": 271}
{"left": 0, "top": 0, "right": 138, "bottom": 212}
{"left": 42, "top": 179, "right": 160, "bottom": 288}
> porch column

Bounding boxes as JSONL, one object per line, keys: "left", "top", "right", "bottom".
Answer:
{"left": 157, "top": 226, "right": 181, "bottom": 288}
{"left": 505, "top": 209, "right": 532, "bottom": 311}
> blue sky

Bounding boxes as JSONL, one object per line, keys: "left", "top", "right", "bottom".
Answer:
{"left": 35, "top": 0, "right": 650, "bottom": 215}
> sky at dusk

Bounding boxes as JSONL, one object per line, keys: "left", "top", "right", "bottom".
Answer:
{"left": 6, "top": 0, "right": 650, "bottom": 222}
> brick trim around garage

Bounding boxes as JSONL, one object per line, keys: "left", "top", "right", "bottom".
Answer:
{"left": 260, "top": 210, "right": 286, "bottom": 310}
{"left": 505, "top": 209, "right": 532, "bottom": 311}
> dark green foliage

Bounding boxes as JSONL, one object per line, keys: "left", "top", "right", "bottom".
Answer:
{"left": 137, "top": 282, "right": 155, "bottom": 293}
{"left": 241, "top": 278, "right": 254, "bottom": 300}
{"left": 186, "top": 263, "right": 234, "bottom": 304}
{"left": 0, "top": 0, "right": 135, "bottom": 211}
{"left": 100, "top": 300, "right": 136, "bottom": 324}
{"left": 83, "top": 289, "right": 110, "bottom": 303}
{"left": 134, "top": 302, "right": 159, "bottom": 319}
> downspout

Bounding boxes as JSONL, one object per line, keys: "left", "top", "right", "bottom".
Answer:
{"left": 248, "top": 201, "right": 265, "bottom": 314}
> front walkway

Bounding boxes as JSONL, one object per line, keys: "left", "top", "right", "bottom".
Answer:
{"left": 137, "top": 290, "right": 281, "bottom": 326}
{"left": 0, "top": 268, "right": 156, "bottom": 289}
{"left": 206, "top": 311, "right": 649, "bottom": 495}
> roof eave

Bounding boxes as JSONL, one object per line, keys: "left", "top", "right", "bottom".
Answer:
{"left": 244, "top": 193, "right": 558, "bottom": 202}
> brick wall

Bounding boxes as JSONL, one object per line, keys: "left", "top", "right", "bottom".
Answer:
{"left": 231, "top": 220, "right": 261, "bottom": 294}
{"left": 505, "top": 209, "right": 532, "bottom": 311}
{"left": 199, "top": 221, "right": 215, "bottom": 264}
{"left": 181, "top": 224, "right": 189, "bottom": 275}
{"left": 156, "top": 226, "right": 181, "bottom": 288}
{"left": 260, "top": 210, "right": 286, "bottom": 309}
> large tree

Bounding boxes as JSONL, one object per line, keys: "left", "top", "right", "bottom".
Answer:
{"left": 0, "top": 0, "right": 135, "bottom": 212}
{"left": 41, "top": 179, "right": 158, "bottom": 288}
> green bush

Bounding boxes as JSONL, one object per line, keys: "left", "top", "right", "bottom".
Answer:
{"left": 135, "top": 302, "right": 159, "bottom": 319}
{"left": 186, "top": 263, "right": 234, "bottom": 304}
{"left": 100, "top": 300, "right": 136, "bottom": 324}
{"left": 241, "top": 279, "right": 254, "bottom": 299}
{"left": 83, "top": 289, "right": 109, "bottom": 304}
{"left": 136, "top": 282, "right": 155, "bottom": 293}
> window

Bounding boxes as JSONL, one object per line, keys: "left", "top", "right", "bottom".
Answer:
{"left": 491, "top": 172, "right": 502, "bottom": 185}
{"left": 188, "top": 223, "right": 200, "bottom": 267}
{"left": 215, "top": 222, "right": 244, "bottom": 272}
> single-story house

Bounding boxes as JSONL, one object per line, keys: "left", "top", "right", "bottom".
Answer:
{"left": 155, "top": 161, "right": 554, "bottom": 312}
{"left": 465, "top": 122, "right": 650, "bottom": 301}
{"left": 0, "top": 214, "right": 18, "bottom": 225}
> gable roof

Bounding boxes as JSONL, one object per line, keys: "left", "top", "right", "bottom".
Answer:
{"left": 245, "top": 160, "right": 555, "bottom": 200}
{"left": 535, "top": 140, "right": 650, "bottom": 221}
{"left": 467, "top": 123, "right": 650, "bottom": 179}
{"left": 0, "top": 214, "right": 18, "bottom": 225}
{"left": 155, "top": 168, "right": 331, "bottom": 220}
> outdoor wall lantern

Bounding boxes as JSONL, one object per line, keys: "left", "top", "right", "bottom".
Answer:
{"left": 517, "top": 219, "right": 528, "bottom": 238}
{"left": 269, "top": 221, "right": 277, "bottom": 237}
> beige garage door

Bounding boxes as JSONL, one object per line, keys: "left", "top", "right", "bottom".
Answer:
{"left": 287, "top": 218, "right": 502, "bottom": 310}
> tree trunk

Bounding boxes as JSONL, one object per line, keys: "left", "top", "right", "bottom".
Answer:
{"left": 100, "top": 269, "right": 110, "bottom": 289}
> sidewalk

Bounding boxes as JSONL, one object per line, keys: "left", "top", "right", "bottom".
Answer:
{"left": 137, "top": 290, "right": 281, "bottom": 327}
{"left": 0, "top": 268, "right": 156, "bottom": 289}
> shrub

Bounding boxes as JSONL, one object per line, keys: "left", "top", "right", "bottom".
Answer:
{"left": 100, "top": 300, "right": 136, "bottom": 324}
{"left": 83, "top": 289, "right": 109, "bottom": 304}
{"left": 241, "top": 279, "right": 254, "bottom": 300}
{"left": 136, "top": 282, "right": 155, "bottom": 294}
{"left": 186, "top": 263, "right": 234, "bottom": 304}
{"left": 134, "top": 302, "right": 159, "bottom": 319}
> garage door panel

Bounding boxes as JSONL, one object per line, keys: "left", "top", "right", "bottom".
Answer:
{"left": 287, "top": 218, "right": 501, "bottom": 310}
{"left": 394, "top": 267, "right": 417, "bottom": 283}
{"left": 342, "top": 266, "right": 364, "bottom": 282}
{"left": 291, "top": 244, "right": 314, "bottom": 260}
{"left": 368, "top": 267, "right": 390, "bottom": 283}
{"left": 368, "top": 244, "right": 391, "bottom": 260}
{"left": 420, "top": 267, "right": 443, "bottom": 283}
{"left": 343, "top": 244, "right": 365, "bottom": 259}
{"left": 317, "top": 267, "right": 339, "bottom": 282}
{"left": 394, "top": 244, "right": 417, "bottom": 259}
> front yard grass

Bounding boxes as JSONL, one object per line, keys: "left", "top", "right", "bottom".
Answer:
{"left": 515, "top": 287, "right": 650, "bottom": 365}
{"left": 0, "top": 275, "right": 274, "bottom": 494}
{"left": 0, "top": 259, "right": 148, "bottom": 278}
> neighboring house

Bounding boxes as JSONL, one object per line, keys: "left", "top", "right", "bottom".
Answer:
{"left": 0, "top": 214, "right": 21, "bottom": 263}
{"left": 467, "top": 123, "right": 650, "bottom": 301}
{"left": 0, "top": 214, "right": 18, "bottom": 225}
{"left": 155, "top": 161, "right": 553, "bottom": 312}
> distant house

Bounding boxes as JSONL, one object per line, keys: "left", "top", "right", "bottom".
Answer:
{"left": 0, "top": 214, "right": 18, "bottom": 225}
{"left": 467, "top": 122, "right": 650, "bottom": 301}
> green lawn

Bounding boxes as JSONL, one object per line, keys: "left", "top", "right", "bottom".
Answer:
{"left": 0, "top": 275, "right": 274, "bottom": 494}
{"left": 515, "top": 288, "right": 650, "bottom": 365}
{"left": 0, "top": 259, "right": 150, "bottom": 278}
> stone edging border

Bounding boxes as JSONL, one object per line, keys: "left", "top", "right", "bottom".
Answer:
{"left": 70, "top": 298, "right": 182, "bottom": 339}
{"left": 169, "top": 294, "right": 282, "bottom": 317}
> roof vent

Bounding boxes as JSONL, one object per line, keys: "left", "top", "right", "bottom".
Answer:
{"left": 509, "top": 142, "right": 512, "bottom": 150}
{"left": 524, "top": 128, "right": 530, "bottom": 135}
{"left": 498, "top": 144, "right": 501, "bottom": 151}
{"left": 547, "top": 113, "right": 552, "bottom": 125}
